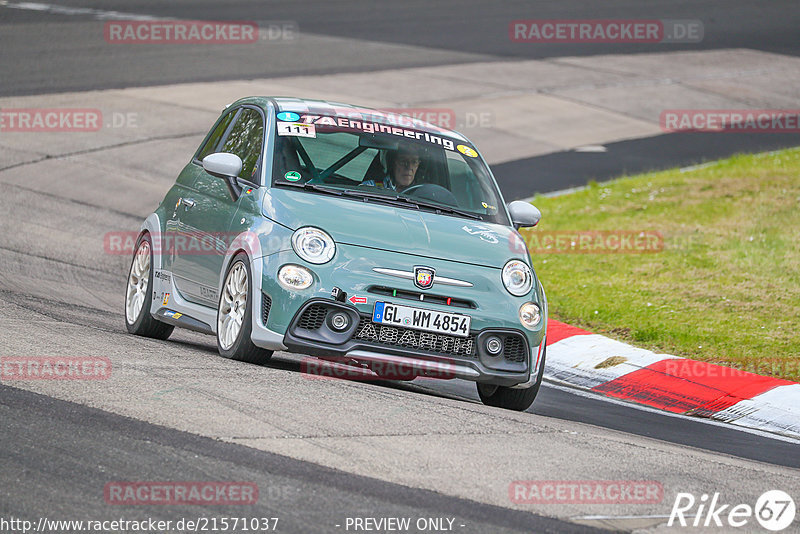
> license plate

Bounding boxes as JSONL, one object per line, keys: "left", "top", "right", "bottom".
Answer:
{"left": 372, "top": 302, "right": 471, "bottom": 338}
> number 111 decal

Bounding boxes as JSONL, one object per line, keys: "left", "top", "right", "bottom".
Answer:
{"left": 277, "top": 122, "right": 316, "bottom": 138}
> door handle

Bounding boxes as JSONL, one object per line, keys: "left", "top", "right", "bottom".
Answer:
{"left": 178, "top": 197, "right": 196, "bottom": 209}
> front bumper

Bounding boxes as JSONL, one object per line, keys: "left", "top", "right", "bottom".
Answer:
{"left": 251, "top": 246, "right": 546, "bottom": 387}
{"left": 282, "top": 298, "right": 538, "bottom": 386}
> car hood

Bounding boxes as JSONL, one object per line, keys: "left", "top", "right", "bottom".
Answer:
{"left": 264, "top": 188, "right": 527, "bottom": 268}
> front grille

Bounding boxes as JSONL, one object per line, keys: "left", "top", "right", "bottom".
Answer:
{"left": 367, "top": 286, "right": 475, "bottom": 309}
{"left": 297, "top": 304, "right": 328, "bottom": 330}
{"left": 354, "top": 316, "right": 475, "bottom": 357}
{"left": 502, "top": 335, "right": 526, "bottom": 363}
{"left": 262, "top": 293, "right": 272, "bottom": 324}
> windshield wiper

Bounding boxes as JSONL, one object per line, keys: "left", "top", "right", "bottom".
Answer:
{"left": 274, "top": 181, "right": 343, "bottom": 195}
{"left": 340, "top": 189, "right": 403, "bottom": 201}
{"left": 340, "top": 190, "right": 483, "bottom": 220}
{"left": 337, "top": 189, "right": 423, "bottom": 209}
{"left": 400, "top": 197, "right": 483, "bottom": 220}
{"left": 275, "top": 184, "right": 483, "bottom": 220}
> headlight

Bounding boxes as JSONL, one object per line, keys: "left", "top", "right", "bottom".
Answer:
{"left": 291, "top": 227, "right": 335, "bottom": 264}
{"left": 278, "top": 264, "right": 314, "bottom": 290}
{"left": 502, "top": 259, "right": 533, "bottom": 296}
{"left": 519, "top": 302, "right": 541, "bottom": 330}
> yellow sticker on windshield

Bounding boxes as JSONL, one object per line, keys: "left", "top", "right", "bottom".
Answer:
{"left": 457, "top": 144, "right": 478, "bottom": 158}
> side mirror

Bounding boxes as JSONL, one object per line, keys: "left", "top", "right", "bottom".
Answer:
{"left": 202, "top": 153, "right": 243, "bottom": 201}
{"left": 203, "top": 152, "right": 242, "bottom": 179}
{"left": 507, "top": 201, "right": 541, "bottom": 229}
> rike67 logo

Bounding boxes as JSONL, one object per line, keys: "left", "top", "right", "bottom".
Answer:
{"left": 669, "top": 490, "right": 796, "bottom": 531}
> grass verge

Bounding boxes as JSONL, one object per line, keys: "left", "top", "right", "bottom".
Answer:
{"left": 520, "top": 148, "right": 800, "bottom": 381}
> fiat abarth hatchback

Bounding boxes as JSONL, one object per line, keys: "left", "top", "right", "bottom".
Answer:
{"left": 124, "top": 97, "right": 547, "bottom": 411}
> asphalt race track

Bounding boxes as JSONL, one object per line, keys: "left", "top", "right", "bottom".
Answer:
{"left": 1, "top": 2, "right": 799, "bottom": 533}
{"left": 2, "top": 0, "right": 800, "bottom": 95}
{"left": 0, "top": 386, "right": 588, "bottom": 533}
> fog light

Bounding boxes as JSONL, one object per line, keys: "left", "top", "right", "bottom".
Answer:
{"left": 277, "top": 264, "right": 313, "bottom": 290}
{"left": 330, "top": 312, "right": 350, "bottom": 331}
{"left": 519, "top": 302, "right": 541, "bottom": 330}
{"left": 486, "top": 336, "right": 503, "bottom": 355}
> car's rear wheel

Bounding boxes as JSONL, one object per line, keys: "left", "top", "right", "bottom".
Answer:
{"left": 477, "top": 346, "right": 546, "bottom": 411}
{"left": 124, "top": 233, "right": 174, "bottom": 340}
{"left": 216, "top": 253, "right": 273, "bottom": 365}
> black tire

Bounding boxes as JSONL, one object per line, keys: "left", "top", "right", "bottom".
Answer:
{"left": 216, "top": 253, "right": 273, "bottom": 365}
{"left": 477, "top": 345, "right": 546, "bottom": 411}
{"left": 124, "top": 233, "right": 174, "bottom": 340}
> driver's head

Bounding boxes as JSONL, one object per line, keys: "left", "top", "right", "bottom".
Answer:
{"left": 387, "top": 145, "right": 422, "bottom": 190}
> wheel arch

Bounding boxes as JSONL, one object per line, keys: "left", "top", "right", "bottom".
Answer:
{"left": 139, "top": 212, "right": 164, "bottom": 271}
{"left": 218, "top": 231, "right": 267, "bottom": 341}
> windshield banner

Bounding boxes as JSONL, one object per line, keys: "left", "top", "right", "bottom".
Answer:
{"left": 292, "top": 114, "right": 458, "bottom": 151}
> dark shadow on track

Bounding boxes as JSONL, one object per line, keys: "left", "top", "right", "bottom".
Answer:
{"left": 0, "top": 384, "right": 599, "bottom": 534}
{"left": 493, "top": 131, "right": 800, "bottom": 200}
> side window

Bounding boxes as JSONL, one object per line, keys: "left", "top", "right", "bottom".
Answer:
{"left": 196, "top": 110, "right": 236, "bottom": 162}
{"left": 220, "top": 108, "right": 264, "bottom": 182}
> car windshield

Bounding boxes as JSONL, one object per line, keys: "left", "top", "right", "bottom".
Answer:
{"left": 271, "top": 113, "right": 509, "bottom": 225}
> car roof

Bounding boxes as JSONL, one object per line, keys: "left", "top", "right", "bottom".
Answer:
{"left": 237, "top": 96, "right": 470, "bottom": 142}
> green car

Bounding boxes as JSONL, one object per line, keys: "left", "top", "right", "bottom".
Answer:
{"left": 125, "top": 97, "right": 547, "bottom": 411}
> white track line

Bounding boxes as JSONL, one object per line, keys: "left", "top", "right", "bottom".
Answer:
{"left": 572, "top": 514, "right": 671, "bottom": 520}
{"left": 0, "top": 1, "right": 159, "bottom": 20}
{"left": 518, "top": 185, "right": 588, "bottom": 203}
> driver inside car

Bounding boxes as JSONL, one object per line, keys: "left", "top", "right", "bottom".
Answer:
{"left": 362, "top": 145, "right": 421, "bottom": 193}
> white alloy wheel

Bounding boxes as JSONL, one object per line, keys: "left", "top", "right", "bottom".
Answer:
{"left": 126, "top": 241, "right": 151, "bottom": 324}
{"left": 218, "top": 261, "right": 248, "bottom": 350}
